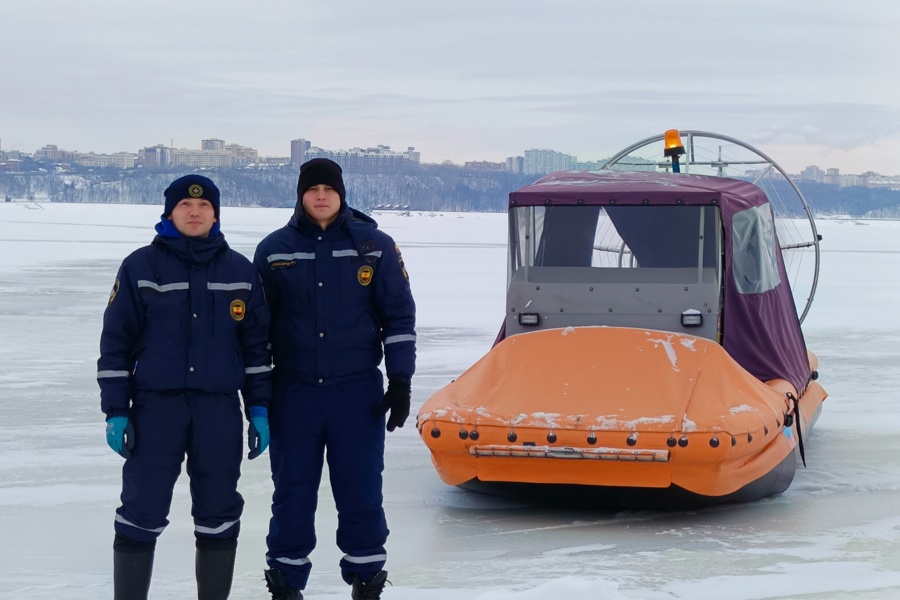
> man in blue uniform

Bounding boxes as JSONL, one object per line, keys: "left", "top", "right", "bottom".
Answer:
{"left": 98, "top": 174, "right": 272, "bottom": 600}
{"left": 255, "top": 158, "right": 416, "bottom": 599}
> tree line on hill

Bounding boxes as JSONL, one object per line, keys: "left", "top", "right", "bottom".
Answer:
{"left": 0, "top": 165, "right": 535, "bottom": 213}
{"left": 2, "top": 166, "right": 899, "bottom": 217}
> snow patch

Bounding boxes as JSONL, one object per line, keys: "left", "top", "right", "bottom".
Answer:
{"left": 646, "top": 334, "right": 680, "bottom": 371}
{"left": 682, "top": 415, "right": 698, "bottom": 432}
{"left": 530, "top": 412, "right": 562, "bottom": 425}
{"left": 680, "top": 337, "right": 697, "bottom": 351}
{"left": 509, "top": 413, "right": 530, "bottom": 425}
{"left": 594, "top": 415, "right": 677, "bottom": 428}
{"left": 472, "top": 577, "right": 626, "bottom": 599}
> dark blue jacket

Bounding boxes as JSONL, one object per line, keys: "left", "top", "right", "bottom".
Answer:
{"left": 253, "top": 207, "right": 416, "bottom": 386}
{"left": 98, "top": 234, "right": 272, "bottom": 418}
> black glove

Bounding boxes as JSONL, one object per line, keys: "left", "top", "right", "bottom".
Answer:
{"left": 375, "top": 378, "right": 411, "bottom": 432}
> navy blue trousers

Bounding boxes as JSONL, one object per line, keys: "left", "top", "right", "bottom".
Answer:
{"left": 114, "top": 390, "right": 244, "bottom": 543}
{"left": 266, "top": 369, "right": 388, "bottom": 589}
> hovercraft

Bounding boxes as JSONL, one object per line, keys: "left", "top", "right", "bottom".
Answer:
{"left": 417, "top": 131, "right": 827, "bottom": 508}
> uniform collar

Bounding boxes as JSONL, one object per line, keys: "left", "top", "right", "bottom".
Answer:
{"left": 153, "top": 232, "right": 229, "bottom": 264}
{"left": 288, "top": 204, "right": 352, "bottom": 236}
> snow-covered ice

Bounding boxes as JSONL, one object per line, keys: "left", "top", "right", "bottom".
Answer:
{"left": 1, "top": 203, "right": 899, "bottom": 599}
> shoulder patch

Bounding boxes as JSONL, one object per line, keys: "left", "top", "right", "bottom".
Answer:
{"left": 395, "top": 244, "right": 409, "bottom": 280}
{"left": 108, "top": 279, "right": 120, "bottom": 305}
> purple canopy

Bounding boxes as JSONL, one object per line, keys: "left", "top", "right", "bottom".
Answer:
{"left": 509, "top": 170, "right": 813, "bottom": 394}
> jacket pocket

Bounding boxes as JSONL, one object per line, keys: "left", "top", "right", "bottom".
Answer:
{"left": 142, "top": 290, "right": 187, "bottom": 343}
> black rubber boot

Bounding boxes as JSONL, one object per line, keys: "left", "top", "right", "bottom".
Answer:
{"left": 350, "top": 570, "right": 389, "bottom": 600}
{"left": 196, "top": 537, "right": 237, "bottom": 600}
{"left": 113, "top": 534, "right": 155, "bottom": 600}
{"left": 264, "top": 568, "right": 303, "bottom": 599}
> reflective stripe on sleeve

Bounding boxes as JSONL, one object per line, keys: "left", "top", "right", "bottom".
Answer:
{"left": 245, "top": 365, "right": 272, "bottom": 374}
{"left": 385, "top": 334, "right": 416, "bottom": 345}
{"left": 137, "top": 280, "right": 189, "bottom": 292}
{"left": 97, "top": 370, "right": 130, "bottom": 379}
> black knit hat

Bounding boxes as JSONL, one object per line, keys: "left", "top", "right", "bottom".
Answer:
{"left": 163, "top": 174, "right": 220, "bottom": 218}
{"left": 297, "top": 158, "right": 346, "bottom": 205}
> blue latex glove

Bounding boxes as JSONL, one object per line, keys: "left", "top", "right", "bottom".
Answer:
{"left": 247, "top": 406, "right": 269, "bottom": 460}
{"left": 106, "top": 416, "right": 134, "bottom": 459}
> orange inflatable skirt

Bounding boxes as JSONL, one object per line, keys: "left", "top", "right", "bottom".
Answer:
{"left": 417, "top": 326, "right": 826, "bottom": 507}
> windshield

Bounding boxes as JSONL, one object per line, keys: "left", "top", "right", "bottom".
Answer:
{"left": 509, "top": 205, "right": 721, "bottom": 283}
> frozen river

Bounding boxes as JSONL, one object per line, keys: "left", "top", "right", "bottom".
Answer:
{"left": 1, "top": 203, "right": 898, "bottom": 599}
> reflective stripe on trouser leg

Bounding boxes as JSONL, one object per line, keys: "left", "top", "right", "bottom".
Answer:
{"left": 115, "top": 391, "right": 190, "bottom": 542}
{"left": 265, "top": 371, "right": 327, "bottom": 591}
{"left": 186, "top": 391, "right": 244, "bottom": 540}
{"left": 325, "top": 371, "right": 389, "bottom": 584}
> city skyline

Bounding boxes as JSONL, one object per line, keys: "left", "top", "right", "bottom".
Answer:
{"left": 5, "top": 135, "right": 896, "bottom": 181}
{"left": 2, "top": 1, "right": 898, "bottom": 178}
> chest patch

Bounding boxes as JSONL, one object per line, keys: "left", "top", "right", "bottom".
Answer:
{"left": 230, "top": 299, "right": 246, "bottom": 321}
{"left": 357, "top": 265, "right": 374, "bottom": 286}
{"left": 270, "top": 259, "right": 297, "bottom": 269}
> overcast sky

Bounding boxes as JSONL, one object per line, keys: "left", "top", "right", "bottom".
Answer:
{"left": 3, "top": 0, "right": 899, "bottom": 175}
